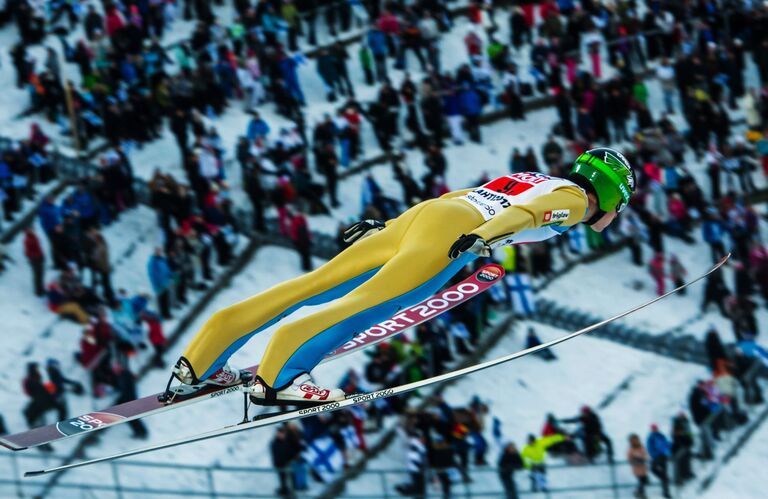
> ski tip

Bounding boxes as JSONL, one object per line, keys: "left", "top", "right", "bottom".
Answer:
{"left": 0, "top": 437, "right": 26, "bottom": 451}
{"left": 24, "top": 470, "right": 46, "bottom": 478}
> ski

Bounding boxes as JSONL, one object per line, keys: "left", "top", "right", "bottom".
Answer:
{"left": 0, "top": 264, "right": 505, "bottom": 451}
{"left": 22, "top": 255, "right": 729, "bottom": 476}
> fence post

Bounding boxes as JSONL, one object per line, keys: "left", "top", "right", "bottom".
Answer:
{"left": 9, "top": 452, "right": 23, "bottom": 498}
{"left": 380, "top": 470, "right": 389, "bottom": 499}
{"left": 206, "top": 467, "right": 216, "bottom": 499}
{"left": 110, "top": 461, "right": 123, "bottom": 499}
{"left": 609, "top": 459, "right": 619, "bottom": 499}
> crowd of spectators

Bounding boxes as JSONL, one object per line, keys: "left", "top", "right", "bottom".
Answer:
{"left": 2, "top": 0, "right": 768, "bottom": 495}
{"left": 13, "top": 138, "right": 243, "bottom": 444}
{"left": 0, "top": 123, "right": 56, "bottom": 229}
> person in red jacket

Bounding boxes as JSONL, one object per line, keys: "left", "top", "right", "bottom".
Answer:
{"left": 23, "top": 228, "right": 45, "bottom": 296}
{"left": 105, "top": 5, "right": 126, "bottom": 38}
{"left": 649, "top": 252, "right": 667, "bottom": 296}
{"left": 289, "top": 210, "right": 312, "bottom": 272}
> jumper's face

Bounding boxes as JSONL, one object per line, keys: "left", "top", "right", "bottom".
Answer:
{"left": 591, "top": 209, "right": 618, "bottom": 232}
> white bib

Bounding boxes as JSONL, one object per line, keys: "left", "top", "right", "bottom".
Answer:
{"left": 460, "top": 172, "right": 583, "bottom": 247}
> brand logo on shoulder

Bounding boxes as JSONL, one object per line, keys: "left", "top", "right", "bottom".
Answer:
{"left": 543, "top": 209, "right": 569, "bottom": 224}
{"left": 56, "top": 412, "right": 125, "bottom": 436}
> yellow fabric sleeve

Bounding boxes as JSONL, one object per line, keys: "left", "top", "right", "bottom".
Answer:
{"left": 470, "top": 186, "right": 588, "bottom": 245}
{"left": 539, "top": 433, "right": 567, "bottom": 450}
{"left": 440, "top": 188, "right": 475, "bottom": 199}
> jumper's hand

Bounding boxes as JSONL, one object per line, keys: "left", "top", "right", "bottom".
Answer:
{"left": 448, "top": 234, "right": 490, "bottom": 259}
{"left": 343, "top": 219, "right": 386, "bottom": 244}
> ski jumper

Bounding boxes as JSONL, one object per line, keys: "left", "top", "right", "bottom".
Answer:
{"left": 181, "top": 172, "right": 589, "bottom": 389}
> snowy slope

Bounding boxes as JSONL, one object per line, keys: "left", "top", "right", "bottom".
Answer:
{"left": 698, "top": 418, "right": 768, "bottom": 499}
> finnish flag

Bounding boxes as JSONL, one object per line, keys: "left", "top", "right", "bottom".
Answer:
{"left": 507, "top": 274, "right": 535, "bottom": 316}
{"left": 341, "top": 424, "right": 362, "bottom": 450}
{"left": 302, "top": 435, "right": 345, "bottom": 483}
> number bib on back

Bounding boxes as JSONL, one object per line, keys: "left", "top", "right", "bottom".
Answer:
{"left": 460, "top": 172, "right": 582, "bottom": 247}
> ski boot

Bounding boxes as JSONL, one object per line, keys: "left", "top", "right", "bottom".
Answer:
{"left": 246, "top": 373, "right": 345, "bottom": 407}
{"left": 158, "top": 358, "right": 254, "bottom": 404}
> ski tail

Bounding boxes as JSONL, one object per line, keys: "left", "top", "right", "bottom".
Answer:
{"left": 22, "top": 255, "right": 729, "bottom": 477}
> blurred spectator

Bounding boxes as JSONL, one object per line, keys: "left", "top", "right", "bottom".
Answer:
{"left": 395, "top": 429, "right": 427, "bottom": 497}
{"left": 290, "top": 209, "right": 312, "bottom": 272}
{"left": 271, "top": 424, "right": 303, "bottom": 498}
{"left": 646, "top": 424, "right": 672, "bottom": 499}
{"left": 147, "top": 247, "right": 174, "bottom": 320}
{"left": 670, "top": 413, "right": 695, "bottom": 485}
{"left": 23, "top": 227, "right": 45, "bottom": 296}
{"left": 85, "top": 227, "right": 114, "bottom": 304}
{"left": 498, "top": 441, "right": 524, "bottom": 499}
{"left": 525, "top": 327, "right": 556, "bottom": 361}
{"left": 669, "top": 254, "right": 687, "bottom": 294}
{"left": 22, "top": 362, "right": 65, "bottom": 428}
{"left": 521, "top": 433, "right": 564, "bottom": 493}
{"left": 648, "top": 252, "right": 666, "bottom": 296}
{"left": 113, "top": 362, "right": 148, "bottom": 439}
{"left": 627, "top": 433, "right": 649, "bottom": 499}
{"left": 45, "top": 358, "right": 84, "bottom": 420}
{"left": 561, "top": 406, "right": 612, "bottom": 463}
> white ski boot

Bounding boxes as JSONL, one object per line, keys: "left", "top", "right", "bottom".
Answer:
{"left": 247, "top": 373, "right": 345, "bottom": 406}
{"left": 159, "top": 358, "right": 253, "bottom": 402}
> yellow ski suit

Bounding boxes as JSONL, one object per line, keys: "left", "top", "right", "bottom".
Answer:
{"left": 181, "top": 173, "right": 588, "bottom": 389}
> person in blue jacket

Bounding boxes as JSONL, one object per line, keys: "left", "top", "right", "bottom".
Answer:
{"left": 246, "top": 111, "right": 271, "bottom": 142}
{"left": 38, "top": 195, "right": 61, "bottom": 239}
{"left": 147, "top": 247, "right": 175, "bottom": 320}
{"left": 443, "top": 84, "right": 464, "bottom": 144}
{"left": 72, "top": 184, "right": 98, "bottom": 228}
{"left": 701, "top": 207, "right": 726, "bottom": 263}
{"left": 458, "top": 84, "right": 483, "bottom": 143}
{"left": 366, "top": 27, "right": 388, "bottom": 82}
{"left": 646, "top": 424, "right": 672, "bottom": 498}
{"left": 278, "top": 52, "right": 305, "bottom": 106}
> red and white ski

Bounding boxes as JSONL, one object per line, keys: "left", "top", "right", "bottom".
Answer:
{"left": 0, "top": 263, "right": 505, "bottom": 451}
{"left": 21, "top": 255, "right": 729, "bottom": 476}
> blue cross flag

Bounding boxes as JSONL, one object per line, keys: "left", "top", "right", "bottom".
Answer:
{"left": 507, "top": 273, "right": 536, "bottom": 316}
{"left": 303, "top": 435, "right": 345, "bottom": 483}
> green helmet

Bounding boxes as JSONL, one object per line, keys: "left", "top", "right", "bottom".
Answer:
{"left": 569, "top": 147, "right": 635, "bottom": 214}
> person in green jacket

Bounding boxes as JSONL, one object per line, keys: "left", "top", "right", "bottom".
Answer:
{"left": 359, "top": 44, "right": 374, "bottom": 85}
{"left": 520, "top": 433, "right": 566, "bottom": 492}
{"left": 632, "top": 76, "right": 649, "bottom": 107}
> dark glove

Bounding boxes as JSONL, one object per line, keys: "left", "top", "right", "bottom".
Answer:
{"left": 343, "top": 219, "right": 386, "bottom": 244}
{"left": 448, "top": 234, "right": 490, "bottom": 260}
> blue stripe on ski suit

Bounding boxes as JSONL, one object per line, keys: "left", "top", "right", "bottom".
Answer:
{"left": 198, "top": 266, "right": 382, "bottom": 381}
{"left": 271, "top": 253, "right": 477, "bottom": 389}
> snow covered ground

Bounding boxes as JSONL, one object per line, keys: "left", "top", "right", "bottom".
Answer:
{"left": 538, "top": 223, "right": 768, "bottom": 347}
{"left": 698, "top": 416, "right": 768, "bottom": 499}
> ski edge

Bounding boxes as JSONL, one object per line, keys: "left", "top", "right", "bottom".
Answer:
{"left": 0, "top": 437, "right": 25, "bottom": 451}
{"left": 3, "top": 264, "right": 504, "bottom": 451}
{"left": 23, "top": 254, "right": 730, "bottom": 477}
